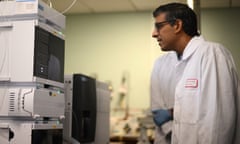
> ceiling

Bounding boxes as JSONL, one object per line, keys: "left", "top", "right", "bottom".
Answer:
{"left": 42, "top": 0, "right": 240, "bottom": 15}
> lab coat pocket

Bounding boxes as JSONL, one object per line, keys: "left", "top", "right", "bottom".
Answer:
{"left": 180, "top": 89, "right": 199, "bottom": 124}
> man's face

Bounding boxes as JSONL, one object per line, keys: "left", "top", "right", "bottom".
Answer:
{"left": 152, "top": 13, "right": 177, "bottom": 51}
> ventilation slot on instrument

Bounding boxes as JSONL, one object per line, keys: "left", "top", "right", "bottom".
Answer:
{"left": 9, "top": 92, "right": 16, "bottom": 112}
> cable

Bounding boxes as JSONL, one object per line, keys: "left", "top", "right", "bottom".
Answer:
{"left": 47, "top": 0, "right": 52, "bottom": 8}
{"left": 39, "top": 0, "right": 77, "bottom": 30}
{"left": 61, "top": 0, "right": 77, "bottom": 14}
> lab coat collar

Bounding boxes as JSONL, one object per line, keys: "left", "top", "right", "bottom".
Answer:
{"left": 181, "top": 36, "right": 205, "bottom": 61}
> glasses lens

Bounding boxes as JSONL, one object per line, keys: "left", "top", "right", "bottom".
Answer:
{"left": 155, "top": 19, "right": 175, "bottom": 30}
{"left": 155, "top": 21, "right": 168, "bottom": 30}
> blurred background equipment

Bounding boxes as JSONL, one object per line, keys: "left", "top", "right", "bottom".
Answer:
{"left": 63, "top": 74, "right": 110, "bottom": 144}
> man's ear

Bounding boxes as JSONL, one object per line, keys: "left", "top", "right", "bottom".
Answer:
{"left": 173, "top": 19, "right": 183, "bottom": 34}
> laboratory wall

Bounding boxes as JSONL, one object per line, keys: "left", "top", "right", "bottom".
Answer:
{"left": 64, "top": 8, "right": 240, "bottom": 110}
{"left": 64, "top": 12, "right": 161, "bottom": 110}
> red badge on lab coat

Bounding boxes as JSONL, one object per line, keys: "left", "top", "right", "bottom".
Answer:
{"left": 185, "top": 78, "right": 198, "bottom": 88}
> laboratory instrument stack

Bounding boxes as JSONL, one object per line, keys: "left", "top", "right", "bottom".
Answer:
{"left": 0, "top": 0, "right": 65, "bottom": 143}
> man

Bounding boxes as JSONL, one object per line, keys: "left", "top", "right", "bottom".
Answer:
{"left": 151, "top": 3, "right": 240, "bottom": 144}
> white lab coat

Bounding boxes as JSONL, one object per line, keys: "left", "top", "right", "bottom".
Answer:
{"left": 151, "top": 52, "right": 178, "bottom": 144}
{"left": 172, "top": 36, "right": 240, "bottom": 144}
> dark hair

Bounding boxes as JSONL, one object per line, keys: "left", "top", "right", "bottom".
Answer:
{"left": 153, "top": 3, "right": 200, "bottom": 36}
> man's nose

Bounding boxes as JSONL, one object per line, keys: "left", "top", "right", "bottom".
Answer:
{"left": 152, "top": 29, "right": 158, "bottom": 38}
